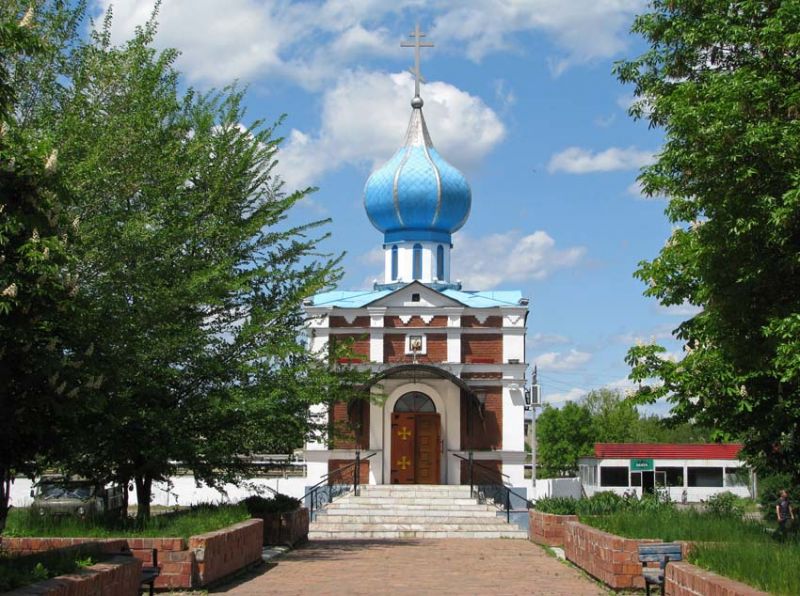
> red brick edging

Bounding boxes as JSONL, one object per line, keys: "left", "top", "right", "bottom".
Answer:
{"left": 666, "top": 561, "right": 768, "bottom": 596}
{"left": 528, "top": 510, "right": 578, "bottom": 547}
{"left": 0, "top": 518, "right": 264, "bottom": 590}
{"left": 3, "top": 554, "right": 141, "bottom": 596}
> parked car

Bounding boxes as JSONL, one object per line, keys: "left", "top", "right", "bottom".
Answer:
{"left": 31, "top": 475, "right": 125, "bottom": 518}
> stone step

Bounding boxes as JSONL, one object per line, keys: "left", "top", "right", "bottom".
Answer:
{"left": 360, "top": 486, "right": 472, "bottom": 495}
{"left": 311, "top": 522, "right": 519, "bottom": 532}
{"left": 324, "top": 504, "right": 497, "bottom": 514}
{"left": 329, "top": 497, "right": 480, "bottom": 506}
{"left": 315, "top": 511, "right": 498, "bottom": 524}
{"left": 308, "top": 529, "right": 528, "bottom": 540}
{"left": 321, "top": 506, "right": 498, "bottom": 516}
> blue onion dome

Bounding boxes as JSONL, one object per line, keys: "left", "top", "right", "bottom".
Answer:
{"left": 364, "top": 100, "right": 471, "bottom": 245}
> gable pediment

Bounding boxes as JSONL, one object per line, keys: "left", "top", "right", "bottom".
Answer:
{"left": 366, "top": 281, "right": 464, "bottom": 309}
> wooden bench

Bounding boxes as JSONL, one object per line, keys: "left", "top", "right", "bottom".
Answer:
{"left": 638, "top": 543, "right": 682, "bottom": 596}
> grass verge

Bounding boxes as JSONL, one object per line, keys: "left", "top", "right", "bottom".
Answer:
{"left": 4, "top": 503, "right": 250, "bottom": 540}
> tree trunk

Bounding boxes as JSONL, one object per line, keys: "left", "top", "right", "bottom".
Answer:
{"left": 120, "top": 476, "right": 130, "bottom": 520}
{"left": 0, "top": 467, "right": 11, "bottom": 537}
{"left": 134, "top": 473, "right": 152, "bottom": 524}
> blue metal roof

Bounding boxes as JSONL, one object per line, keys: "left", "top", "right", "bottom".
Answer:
{"left": 308, "top": 285, "right": 524, "bottom": 308}
{"left": 364, "top": 107, "right": 470, "bottom": 245}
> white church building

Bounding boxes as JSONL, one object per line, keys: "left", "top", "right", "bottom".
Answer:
{"left": 302, "top": 34, "right": 531, "bottom": 500}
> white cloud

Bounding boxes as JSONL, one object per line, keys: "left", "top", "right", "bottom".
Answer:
{"left": 656, "top": 301, "right": 703, "bottom": 317}
{"left": 493, "top": 79, "right": 517, "bottom": 110}
{"left": 535, "top": 349, "right": 592, "bottom": 371}
{"left": 530, "top": 333, "right": 570, "bottom": 346}
{"left": 431, "top": 0, "right": 644, "bottom": 73}
{"left": 450, "top": 230, "right": 584, "bottom": 289}
{"left": 547, "top": 146, "right": 656, "bottom": 174}
{"left": 95, "top": 0, "right": 644, "bottom": 87}
{"left": 277, "top": 71, "right": 505, "bottom": 189}
{"left": 544, "top": 387, "right": 586, "bottom": 406}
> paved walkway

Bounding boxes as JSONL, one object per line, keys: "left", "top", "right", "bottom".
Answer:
{"left": 214, "top": 539, "right": 606, "bottom": 595}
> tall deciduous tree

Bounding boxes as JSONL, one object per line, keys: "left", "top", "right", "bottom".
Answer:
{"left": 0, "top": 6, "right": 81, "bottom": 533}
{"left": 617, "top": 1, "right": 800, "bottom": 481}
{"left": 3, "top": 1, "right": 366, "bottom": 523}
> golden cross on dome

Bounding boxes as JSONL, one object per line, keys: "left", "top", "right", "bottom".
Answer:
{"left": 401, "top": 23, "right": 434, "bottom": 102}
{"left": 397, "top": 456, "right": 411, "bottom": 471}
{"left": 398, "top": 426, "right": 412, "bottom": 440}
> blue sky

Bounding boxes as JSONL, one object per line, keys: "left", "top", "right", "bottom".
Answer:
{"left": 96, "top": 1, "right": 694, "bottom": 411}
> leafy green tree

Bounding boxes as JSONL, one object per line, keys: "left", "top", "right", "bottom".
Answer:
{"left": 617, "top": 1, "right": 800, "bottom": 482}
{"left": 3, "top": 2, "right": 368, "bottom": 522}
{"left": 536, "top": 402, "right": 594, "bottom": 477}
{"left": 0, "top": 6, "right": 81, "bottom": 533}
{"left": 583, "top": 389, "right": 640, "bottom": 443}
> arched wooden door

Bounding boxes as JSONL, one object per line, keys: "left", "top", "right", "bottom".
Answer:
{"left": 390, "top": 392, "right": 441, "bottom": 484}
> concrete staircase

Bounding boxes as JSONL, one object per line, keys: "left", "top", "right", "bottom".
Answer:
{"left": 309, "top": 485, "right": 528, "bottom": 540}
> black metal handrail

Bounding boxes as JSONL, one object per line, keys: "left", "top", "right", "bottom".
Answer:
{"left": 304, "top": 451, "right": 376, "bottom": 521}
{"left": 452, "top": 453, "right": 533, "bottom": 523}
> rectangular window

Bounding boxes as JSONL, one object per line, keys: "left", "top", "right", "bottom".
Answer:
{"left": 725, "top": 467, "right": 747, "bottom": 487}
{"left": 630, "top": 471, "right": 642, "bottom": 487}
{"left": 656, "top": 467, "right": 684, "bottom": 487}
{"left": 600, "top": 466, "right": 629, "bottom": 487}
{"left": 687, "top": 467, "right": 723, "bottom": 487}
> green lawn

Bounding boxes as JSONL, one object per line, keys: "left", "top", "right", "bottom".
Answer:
{"left": 4, "top": 503, "right": 250, "bottom": 540}
{"left": 582, "top": 510, "right": 800, "bottom": 595}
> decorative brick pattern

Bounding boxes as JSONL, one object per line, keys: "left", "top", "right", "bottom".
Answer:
{"left": 461, "top": 334, "right": 502, "bottom": 363}
{"left": 461, "top": 315, "right": 502, "bottom": 328}
{"left": 330, "top": 333, "right": 370, "bottom": 361}
{"left": 329, "top": 316, "right": 370, "bottom": 328}
{"left": 383, "top": 333, "right": 447, "bottom": 363}
{"left": 384, "top": 315, "right": 448, "bottom": 327}
{"left": 4, "top": 554, "right": 141, "bottom": 596}
{"left": 564, "top": 521, "right": 659, "bottom": 590}
{"left": 189, "top": 519, "right": 263, "bottom": 587}
{"left": 460, "top": 388, "right": 502, "bottom": 449}
{"left": 528, "top": 511, "right": 578, "bottom": 547}
{"left": 665, "top": 561, "right": 768, "bottom": 596}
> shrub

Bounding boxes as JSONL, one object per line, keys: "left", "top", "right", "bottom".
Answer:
{"left": 577, "top": 491, "right": 624, "bottom": 516}
{"left": 241, "top": 494, "right": 300, "bottom": 515}
{"left": 533, "top": 497, "right": 578, "bottom": 515}
{"left": 705, "top": 491, "right": 744, "bottom": 518}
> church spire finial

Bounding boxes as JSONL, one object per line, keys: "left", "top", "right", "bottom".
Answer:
{"left": 401, "top": 23, "right": 434, "bottom": 108}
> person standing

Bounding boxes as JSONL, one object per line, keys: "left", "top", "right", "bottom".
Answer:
{"left": 776, "top": 490, "right": 794, "bottom": 538}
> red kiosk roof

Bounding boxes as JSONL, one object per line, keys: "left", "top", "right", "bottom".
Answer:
{"left": 593, "top": 443, "right": 743, "bottom": 460}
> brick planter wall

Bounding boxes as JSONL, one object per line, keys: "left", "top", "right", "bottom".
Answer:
{"left": 564, "top": 521, "right": 660, "bottom": 590}
{"left": 666, "top": 561, "right": 768, "bottom": 596}
{"left": 4, "top": 554, "right": 141, "bottom": 596}
{"left": 0, "top": 537, "right": 128, "bottom": 556}
{"left": 528, "top": 511, "right": 578, "bottom": 547}
{"left": 1, "top": 519, "right": 264, "bottom": 590}
{"left": 189, "top": 518, "right": 263, "bottom": 587}
{"left": 257, "top": 508, "right": 309, "bottom": 546}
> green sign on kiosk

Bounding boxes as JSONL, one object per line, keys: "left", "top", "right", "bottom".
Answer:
{"left": 630, "top": 458, "right": 654, "bottom": 471}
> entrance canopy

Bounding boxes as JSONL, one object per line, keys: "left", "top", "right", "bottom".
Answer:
{"left": 359, "top": 363, "right": 484, "bottom": 417}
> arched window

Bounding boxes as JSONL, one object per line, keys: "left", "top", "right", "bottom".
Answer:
{"left": 391, "top": 245, "right": 398, "bottom": 280}
{"left": 436, "top": 245, "right": 444, "bottom": 280}
{"left": 394, "top": 391, "right": 436, "bottom": 412}
{"left": 412, "top": 243, "right": 423, "bottom": 279}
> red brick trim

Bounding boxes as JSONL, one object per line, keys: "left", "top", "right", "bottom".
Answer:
{"left": 4, "top": 554, "right": 142, "bottom": 596}
{"left": 665, "top": 561, "right": 768, "bottom": 596}
{"left": 528, "top": 511, "right": 578, "bottom": 547}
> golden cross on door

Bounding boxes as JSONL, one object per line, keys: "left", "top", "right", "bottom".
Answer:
{"left": 397, "top": 426, "right": 412, "bottom": 440}
{"left": 397, "top": 456, "right": 411, "bottom": 471}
